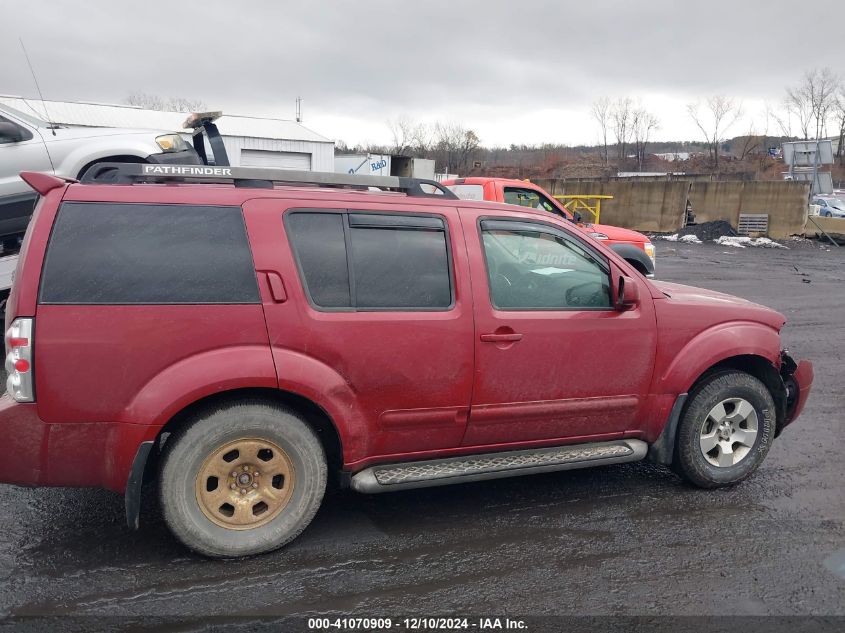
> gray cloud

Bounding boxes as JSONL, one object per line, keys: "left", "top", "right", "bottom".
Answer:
{"left": 2, "top": 0, "right": 843, "bottom": 145}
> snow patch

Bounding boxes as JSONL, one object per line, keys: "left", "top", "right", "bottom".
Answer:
{"left": 714, "top": 236, "right": 788, "bottom": 249}
{"left": 656, "top": 234, "right": 679, "bottom": 241}
{"left": 679, "top": 234, "right": 702, "bottom": 244}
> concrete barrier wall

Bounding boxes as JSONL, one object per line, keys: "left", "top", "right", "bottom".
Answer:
{"left": 534, "top": 179, "right": 688, "bottom": 233}
{"left": 688, "top": 181, "right": 809, "bottom": 239}
{"left": 535, "top": 178, "right": 811, "bottom": 238}
{"left": 805, "top": 215, "right": 845, "bottom": 243}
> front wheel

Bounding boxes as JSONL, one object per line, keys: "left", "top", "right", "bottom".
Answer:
{"left": 673, "top": 371, "right": 775, "bottom": 488}
{"left": 159, "top": 401, "right": 326, "bottom": 557}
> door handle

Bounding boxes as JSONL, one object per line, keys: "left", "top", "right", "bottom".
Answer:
{"left": 480, "top": 333, "right": 523, "bottom": 343}
{"left": 265, "top": 272, "right": 287, "bottom": 303}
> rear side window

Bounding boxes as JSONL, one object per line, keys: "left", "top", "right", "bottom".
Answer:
{"left": 285, "top": 211, "right": 453, "bottom": 310}
{"left": 40, "top": 202, "right": 259, "bottom": 304}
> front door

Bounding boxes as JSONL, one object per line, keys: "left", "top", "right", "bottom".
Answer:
{"left": 0, "top": 114, "right": 51, "bottom": 236}
{"left": 459, "top": 208, "right": 657, "bottom": 446}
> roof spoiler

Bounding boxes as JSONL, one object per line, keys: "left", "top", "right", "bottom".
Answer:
{"left": 19, "top": 171, "right": 73, "bottom": 195}
{"left": 78, "top": 163, "right": 459, "bottom": 200}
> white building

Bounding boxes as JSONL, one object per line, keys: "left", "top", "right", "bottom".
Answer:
{"left": 0, "top": 95, "right": 335, "bottom": 171}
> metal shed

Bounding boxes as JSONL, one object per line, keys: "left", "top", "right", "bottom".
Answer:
{"left": 0, "top": 96, "right": 335, "bottom": 171}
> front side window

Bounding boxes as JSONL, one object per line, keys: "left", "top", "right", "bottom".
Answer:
{"left": 503, "top": 187, "right": 559, "bottom": 215}
{"left": 286, "top": 211, "right": 453, "bottom": 310}
{"left": 0, "top": 115, "right": 33, "bottom": 144}
{"left": 480, "top": 220, "right": 611, "bottom": 310}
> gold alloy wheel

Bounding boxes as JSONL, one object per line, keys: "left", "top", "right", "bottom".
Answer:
{"left": 195, "top": 438, "right": 295, "bottom": 530}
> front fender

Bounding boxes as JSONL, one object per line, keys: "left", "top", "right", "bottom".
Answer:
{"left": 656, "top": 321, "right": 781, "bottom": 395}
{"left": 53, "top": 137, "right": 159, "bottom": 179}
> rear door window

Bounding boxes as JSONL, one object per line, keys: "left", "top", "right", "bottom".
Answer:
{"left": 285, "top": 211, "right": 453, "bottom": 310}
{"left": 39, "top": 202, "right": 260, "bottom": 304}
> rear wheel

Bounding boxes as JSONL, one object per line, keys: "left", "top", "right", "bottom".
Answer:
{"left": 673, "top": 371, "right": 775, "bottom": 488}
{"left": 159, "top": 401, "right": 326, "bottom": 557}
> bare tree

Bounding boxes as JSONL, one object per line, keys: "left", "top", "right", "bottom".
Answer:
{"left": 785, "top": 69, "right": 840, "bottom": 140}
{"left": 411, "top": 122, "right": 434, "bottom": 155}
{"left": 386, "top": 117, "right": 435, "bottom": 156}
{"left": 785, "top": 83, "right": 813, "bottom": 139}
{"left": 125, "top": 92, "right": 206, "bottom": 112}
{"left": 590, "top": 97, "right": 611, "bottom": 165}
{"left": 835, "top": 89, "right": 845, "bottom": 164}
{"left": 435, "top": 122, "right": 480, "bottom": 174}
{"left": 610, "top": 97, "right": 633, "bottom": 161}
{"left": 631, "top": 107, "right": 659, "bottom": 171}
{"left": 387, "top": 116, "right": 415, "bottom": 155}
{"left": 687, "top": 96, "right": 742, "bottom": 170}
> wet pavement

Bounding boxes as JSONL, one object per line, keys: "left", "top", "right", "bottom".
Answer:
{"left": 0, "top": 240, "right": 843, "bottom": 622}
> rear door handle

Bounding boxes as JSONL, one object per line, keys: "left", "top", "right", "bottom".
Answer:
{"left": 265, "top": 272, "right": 287, "bottom": 303}
{"left": 480, "top": 333, "right": 523, "bottom": 342}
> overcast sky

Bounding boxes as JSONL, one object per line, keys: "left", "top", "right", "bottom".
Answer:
{"left": 2, "top": 0, "right": 843, "bottom": 147}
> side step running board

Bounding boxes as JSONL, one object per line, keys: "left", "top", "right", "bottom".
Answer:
{"left": 350, "top": 439, "right": 647, "bottom": 493}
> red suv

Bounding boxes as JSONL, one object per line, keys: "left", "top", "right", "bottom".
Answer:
{"left": 0, "top": 164, "right": 813, "bottom": 557}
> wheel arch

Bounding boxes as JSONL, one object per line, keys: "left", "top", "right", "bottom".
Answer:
{"left": 608, "top": 242, "right": 654, "bottom": 276}
{"left": 126, "top": 387, "right": 344, "bottom": 529}
{"left": 149, "top": 387, "right": 344, "bottom": 475}
{"left": 75, "top": 154, "right": 149, "bottom": 180}
{"left": 649, "top": 352, "right": 787, "bottom": 466}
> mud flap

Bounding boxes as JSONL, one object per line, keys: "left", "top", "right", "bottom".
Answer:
{"left": 647, "top": 393, "right": 688, "bottom": 465}
{"left": 125, "top": 441, "right": 154, "bottom": 530}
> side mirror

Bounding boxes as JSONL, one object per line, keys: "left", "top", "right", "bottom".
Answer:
{"left": 0, "top": 122, "right": 27, "bottom": 143}
{"left": 572, "top": 211, "right": 583, "bottom": 224}
{"left": 615, "top": 275, "right": 640, "bottom": 311}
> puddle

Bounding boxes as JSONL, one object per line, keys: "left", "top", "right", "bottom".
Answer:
{"left": 823, "top": 548, "right": 845, "bottom": 580}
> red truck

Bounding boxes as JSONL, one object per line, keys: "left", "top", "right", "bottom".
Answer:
{"left": 442, "top": 177, "right": 656, "bottom": 276}
{"left": 0, "top": 164, "right": 812, "bottom": 557}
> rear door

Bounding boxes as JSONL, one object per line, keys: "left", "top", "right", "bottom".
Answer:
{"left": 244, "top": 199, "right": 475, "bottom": 462}
{"left": 459, "top": 207, "right": 657, "bottom": 446}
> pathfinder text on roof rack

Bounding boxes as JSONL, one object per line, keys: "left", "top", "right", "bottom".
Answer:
{"left": 144, "top": 165, "right": 233, "bottom": 176}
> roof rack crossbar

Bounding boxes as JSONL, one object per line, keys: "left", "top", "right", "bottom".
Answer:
{"left": 79, "top": 163, "right": 458, "bottom": 200}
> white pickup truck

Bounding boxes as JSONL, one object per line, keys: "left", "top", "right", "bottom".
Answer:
{"left": 0, "top": 102, "right": 201, "bottom": 293}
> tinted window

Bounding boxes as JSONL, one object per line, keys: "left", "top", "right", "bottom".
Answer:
{"left": 285, "top": 213, "right": 351, "bottom": 307}
{"left": 40, "top": 202, "right": 259, "bottom": 304}
{"left": 481, "top": 222, "right": 611, "bottom": 310}
{"left": 350, "top": 224, "right": 451, "bottom": 309}
{"left": 286, "top": 211, "right": 452, "bottom": 310}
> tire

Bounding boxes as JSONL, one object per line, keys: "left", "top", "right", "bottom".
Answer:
{"left": 159, "top": 400, "right": 326, "bottom": 558}
{"left": 673, "top": 371, "right": 775, "bottom": 488}
{"left": 823, "top": 211, "right": 832, "bottom": 218}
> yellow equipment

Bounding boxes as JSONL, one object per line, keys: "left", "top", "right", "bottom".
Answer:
{"left": 552, "top": 194, "right": 613, "bottom": 225}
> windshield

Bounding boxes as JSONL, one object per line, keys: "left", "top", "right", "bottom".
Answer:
{"left": 0, "top": 103, "right": 50, "bottom": 128}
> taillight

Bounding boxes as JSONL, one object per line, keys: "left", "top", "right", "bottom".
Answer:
{"left": 5, "top": 318, "right": 34, "bottom": 402}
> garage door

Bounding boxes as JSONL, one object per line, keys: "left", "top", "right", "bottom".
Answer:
{"left": 240, "top": 149, "right": 312, "bottom": 170}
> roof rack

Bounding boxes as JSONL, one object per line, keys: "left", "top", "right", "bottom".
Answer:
{"left": 79, "top": 163, "right": 459, "bottom": 200}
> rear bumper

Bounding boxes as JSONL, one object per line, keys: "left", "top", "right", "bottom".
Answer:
{"left": 0, "top": 394, "right": 156, "bottom": 492}
{"left": 781, "top": 354, "right": 814, "bottom": 429}
{"left": 0, "top": 394, "right": 45, "bottom": 486}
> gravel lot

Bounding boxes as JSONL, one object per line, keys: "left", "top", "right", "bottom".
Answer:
{"left": 0, "top": 240, "right": 843, "bottom": 628}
